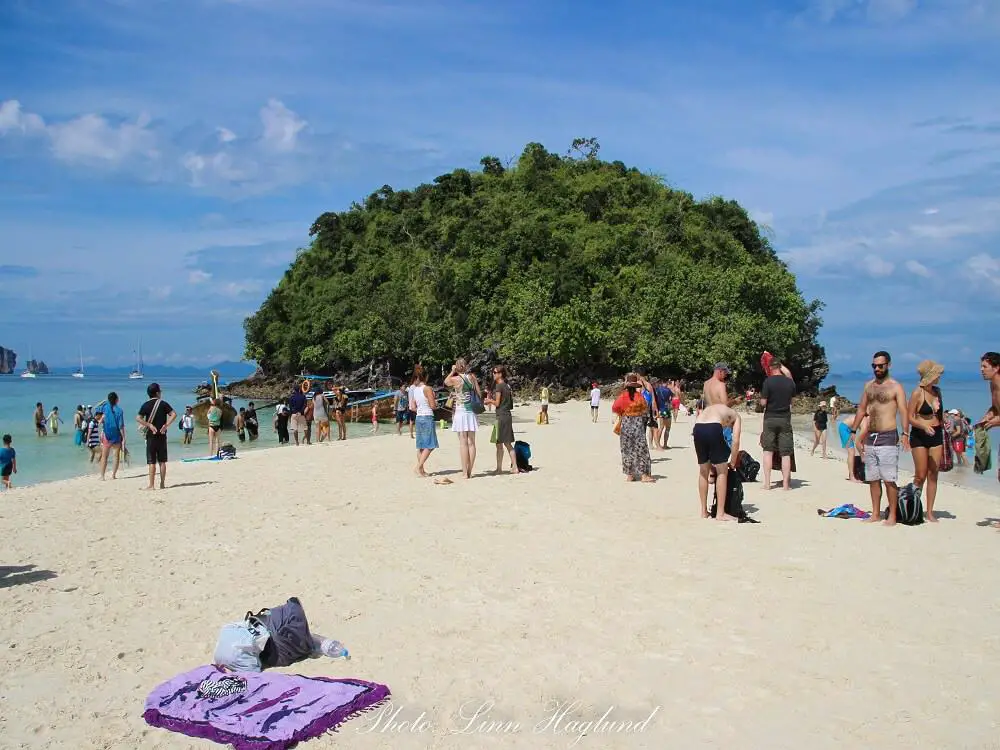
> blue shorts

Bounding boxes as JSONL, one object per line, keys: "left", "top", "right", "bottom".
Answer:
{"left": 395, "top": 410, "right": 414, "bottom": 424}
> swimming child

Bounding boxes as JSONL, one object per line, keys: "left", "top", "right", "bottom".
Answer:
{"left": 1, "top": 434, "right": 16, "bottom": 489}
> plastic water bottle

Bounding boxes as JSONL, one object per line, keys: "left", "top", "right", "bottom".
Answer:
{"left": 320, "top": 639, "right": 350, "bottom": 660}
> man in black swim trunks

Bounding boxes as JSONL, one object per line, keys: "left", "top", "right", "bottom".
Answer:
{"left": 137, "top": 382, "right": 177, "bottom": 490}
{"left": 692, "top": 402, "right": 742, "bottom": 520}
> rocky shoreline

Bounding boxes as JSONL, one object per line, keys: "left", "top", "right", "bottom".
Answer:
{"left": 223, "top": 371, "right": 854, "bottom": 416}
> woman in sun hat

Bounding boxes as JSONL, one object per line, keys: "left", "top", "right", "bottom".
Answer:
{"left": 908, "top": 359, "right": 946, "bottom": 522}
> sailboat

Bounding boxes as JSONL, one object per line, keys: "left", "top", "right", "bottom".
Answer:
{"left": 72, "top": 346, "right": 85, "bottom": 379}
{"left": 128, "top": 337, "right": 144, "bottom": 380}
{"left": 20, "top": 345, "right": 37, "bottom": 378}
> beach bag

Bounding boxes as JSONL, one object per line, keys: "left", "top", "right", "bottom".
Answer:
{"left": 735, "top": 450, "right": 760, "bottom": 482}
{"left": 890, "top": 483, "right": 924, "bottom": 525}
{"left": 489, "top": 423, "right": 498, "bottom": 444}
{"left": 709, "top": 469, "right": 757, "bottom": 523}
{"left": 853, "top": 455, "right": 865, "bottom": 481}
{"left": 514, "top": 440, "right": 533, "bottom": 472}
{"left": 462, "top": 375, "right": 485, "bottom": 415}
{"left": 138, "top": 399, "right": 162, "bottom": 438}
{"left": 940, "top": 430, "right": 954, "bottom": 473}
{"left": 251, "top": 597, "right": 315, "bottom": 669}
{"left": 612, "top": 416, "right": 621, "bottom": 436}
{"left": 213, "top": 621, "right": 268, "bottom": 673}
{"left": 218, "top": 444, "right": 237, "bottom": 459}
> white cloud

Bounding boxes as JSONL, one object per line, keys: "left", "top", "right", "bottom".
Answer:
{"left": 259, "top": 99, "right": 306, "bottom": 151}
{"left": 217, "top": 126, "right": 237, "bottom": 143}
{"left": 149, "top": 285, "right": 172, "bottom": 300}
{"left": 183, "top": 150, "right": 255, "bottom": 186}
{"left": 922, "top": 207, "right": 939, "bottom": 215}
{"left": 904, "top": 259, "right": 930, "bottom": 277}
{"left": 964, "top": 253, "right": 1000, "bottom": 290}
{"left": 222, "top": 280, "right": 264, "bottom": 297}
{"left": 48, "top": 111, "right": 158, "bottom": 164}
{"left": 188, "top": 270, "right": 213, "bottom": 284}
{"left": 0, "top": 100, "right": 45, "bottom": 134}
{"left": 863, "top": 254, "right": 895, "bottom": 276}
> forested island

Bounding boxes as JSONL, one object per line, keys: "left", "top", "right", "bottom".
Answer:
{"left": 242, "top": 140, "right": 828, "bottom": 394}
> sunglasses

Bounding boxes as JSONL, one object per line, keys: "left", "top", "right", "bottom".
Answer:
{"left": 871, "top": 363, "right": 888, "bottom": 370}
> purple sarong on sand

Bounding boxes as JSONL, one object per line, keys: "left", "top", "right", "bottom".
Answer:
{"left": 143, "top": 664, "right": 389, "bottom": 750}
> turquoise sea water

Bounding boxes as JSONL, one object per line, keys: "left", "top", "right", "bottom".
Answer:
{"left": 0, "top": 375, "right": 378, "bottom": 487}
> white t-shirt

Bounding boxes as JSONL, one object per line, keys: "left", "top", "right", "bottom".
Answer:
{"left": 590, "top": 388, "right": 601, "bottom": 407}
{"left": 829, "top": 396, "right": 837, "bottom": 408}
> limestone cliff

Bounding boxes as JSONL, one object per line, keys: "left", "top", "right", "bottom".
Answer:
{"left": 0, "top": 347, "right": 15, "bottom": 374}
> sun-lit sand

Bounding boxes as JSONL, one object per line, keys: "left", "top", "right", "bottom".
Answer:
{"left": 2, "top": 401, "right": 1000, "bottom": 749}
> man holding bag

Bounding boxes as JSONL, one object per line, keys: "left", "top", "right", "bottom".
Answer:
{"left": 137, "top": 383, "right": 177, "bottom": 490}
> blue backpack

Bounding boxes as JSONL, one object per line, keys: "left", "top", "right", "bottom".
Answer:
{"left": 514, "top": 440, "right": 532, "bottom": 472}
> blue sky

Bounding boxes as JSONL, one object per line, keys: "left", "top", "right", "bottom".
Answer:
{"left": 1, "top": 0, "right": 998, "bottom": 376}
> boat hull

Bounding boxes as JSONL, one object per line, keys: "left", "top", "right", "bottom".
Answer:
{"left": 191, "top": 400, "right": 238, "bottom": 429}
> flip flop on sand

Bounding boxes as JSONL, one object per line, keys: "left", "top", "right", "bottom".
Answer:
{"left": 433, "top": 477, "right": 454, "bottom": 485}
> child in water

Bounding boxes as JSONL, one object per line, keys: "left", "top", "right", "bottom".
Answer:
{"left": 370, "top": 403, "right": 379, "bottom": 434}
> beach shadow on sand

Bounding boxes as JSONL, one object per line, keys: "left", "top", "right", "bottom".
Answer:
{"left": 167, "top": 481, "right": 218, "bottom": 489}
{"left": 976, "top": 516, "right": 1000, "bottom": 528}
{"left": 930, "top": 510, "right": 957, "bottom": 521}
{"left": 0, "top": 564, "right": 57, "bottom": 589}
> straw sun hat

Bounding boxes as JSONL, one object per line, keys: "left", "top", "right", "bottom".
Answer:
{"left": 917, "top": 359, "right": 944, "bottom": 386}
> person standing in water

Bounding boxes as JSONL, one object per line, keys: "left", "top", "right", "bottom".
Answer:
{"left": 850, "top": 351, "right": 910, "bottom": 525}
{"left": 908, "top": 360, "right": 945, "bottom": 522}
{"left": 245, "top": 402, "right": 260, "bottom": 441}
{"left": 47, "top": 406, "right": 63, "bottom": 435}
{"left": 74, "top": 405, "right": 85, "bottom": 446}
{"left": 34, "top": 402, "right": 47, "bottom": 437}
{"left": 180, "top": 406, "right": 195, "bottom": 445}
{"left": 235, "top": 408, "right": 247, "bottom": 443}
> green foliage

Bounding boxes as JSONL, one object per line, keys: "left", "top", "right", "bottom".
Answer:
{"left": 244, "top": 141, "right": 828, "bottom": 389}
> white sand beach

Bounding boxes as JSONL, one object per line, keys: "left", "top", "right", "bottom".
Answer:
{"left": 2, "top": 402, "right": 1000, "bottom": 749}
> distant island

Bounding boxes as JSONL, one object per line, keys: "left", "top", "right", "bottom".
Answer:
{"left": 242, "top": 139, "right": 828, "bottom": 392}
{"left": 0, "top": 346, "right": 15, "bottom": 374}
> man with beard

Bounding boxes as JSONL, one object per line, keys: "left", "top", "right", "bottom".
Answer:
{"left": 850, "top": 351, "right": 911, "bottom": 525}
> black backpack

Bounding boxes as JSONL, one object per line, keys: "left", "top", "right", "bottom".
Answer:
{"left": 887, "top": 483, "right": 924, "bottom": 525}
{"left": 710, "top": 469, "right": 758, "bottom": 523}
{"left": 218, "top": 444, "right": 237, "bottom": 460}
{"left": 735, "top": 450, "right": 760, "bottom": 482}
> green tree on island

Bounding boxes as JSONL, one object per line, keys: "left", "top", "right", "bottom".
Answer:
{"left": 244, "top": 141, "right": 828, "bottom": 391}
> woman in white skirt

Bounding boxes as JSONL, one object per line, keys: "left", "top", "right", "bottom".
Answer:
{"left": 445, "top": 358, "right": 481, "bottom": 479}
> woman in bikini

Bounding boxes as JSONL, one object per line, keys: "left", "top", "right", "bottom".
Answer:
{"left": 207, "top": 398, "right": 223, "bottom": 456}
{"left": 908, "top": 360, "right": 945, "bottom": 522}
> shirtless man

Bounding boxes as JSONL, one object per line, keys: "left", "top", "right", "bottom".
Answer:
{"left": 849, "top": 350, "right": 910, "bottom": 525}
{"left": 692, "top": 403, "right": 742, "bottom": 521}
{"left": 702, "top": 363, "right": 731, "bottom": 407}
{"left": 977, "top": 352, "right": 1000, "bottom": 483}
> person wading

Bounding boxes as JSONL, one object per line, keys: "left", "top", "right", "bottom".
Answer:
{"left": 850, "top": 351, "right": 911, "bottom": 526}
